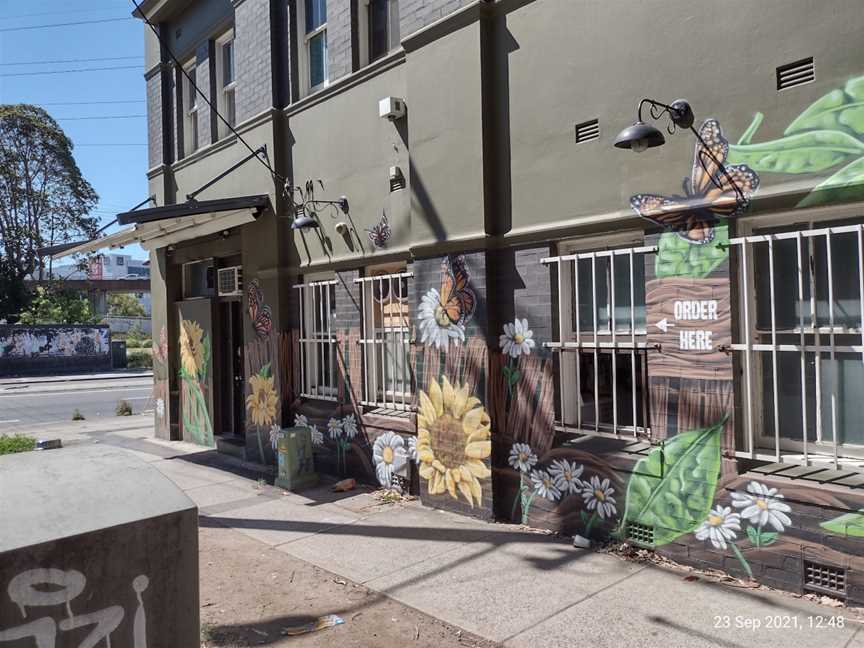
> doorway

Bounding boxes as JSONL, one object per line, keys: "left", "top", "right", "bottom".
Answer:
{"left": 218, "top": 300, "right": 246, "bottom": 438}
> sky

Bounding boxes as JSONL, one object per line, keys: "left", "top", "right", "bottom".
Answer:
{"left": 0, "top": 0, "right": 148, "bottom": 260}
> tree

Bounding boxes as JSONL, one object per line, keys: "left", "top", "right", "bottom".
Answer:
{"left": 18, "top": 285, "right": 95, "bottom": 325}
{"left": 0, "top": 104, "right": 99, "bottom": 321}
{"left": 107, "top": 293, "right": 147, "bottom": 318}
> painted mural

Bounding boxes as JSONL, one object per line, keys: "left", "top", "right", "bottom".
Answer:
{"left": 728, "top": 74, "right": 864, "bottom": 207}
{"left": 151, "top": 327, "right": 169, "bottom": 437}
{"left": 0, "top": 326, "right": 110, "bottom": 358}
{"left": 178, "top": 318, "right": 213, "bottom": 447}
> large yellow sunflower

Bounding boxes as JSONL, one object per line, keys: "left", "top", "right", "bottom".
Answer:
{"left": 246, "top": 373, "right": 278, "bottom": 427}
{"left": 416, "top": 376, "right": 492, "bottom": 507}
{"left": 179, "top": 319, "right": 205, "bottom": 376}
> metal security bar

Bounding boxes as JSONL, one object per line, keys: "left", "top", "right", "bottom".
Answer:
{"left": 729, "top": 223, "right": 864, "bottom": 467}
{"left": 542, "top": 245, "right": 654, "bottom": 439}
{"left": 294, "top": 279, "right": 338, "bottom": 401}
{"left": 356, "top": 271, "right": 414, "bottom": 412}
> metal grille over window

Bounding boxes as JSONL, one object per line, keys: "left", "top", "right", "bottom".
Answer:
{"left": 295, "top": 280, "right": 338, "bottom": 401}
{"left": 356, "top": 271, "right": 414, "bottom": 412}
{"left": 730, "top": 221, "right": 864, "bottom": 467}
{"left": 542, "top": 245, "right": 653, "bottom": 438}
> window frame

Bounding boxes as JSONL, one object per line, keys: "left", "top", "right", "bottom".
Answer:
{"left": 296, "top": 275, "right": 338, "bottom": 401}
{"left": 181, "top": 58, "right": 199, "bottom": 156}
{"left": 358, "top": 0, "right": 400, "bottom": 68}
{"left": 215, "top": 28, "right": 236, "bottom": 139}
{"left": 546, "top": 230, "right": 651, "bottom": 440}
{"left": 735, "top": 204, "right": 864, "bottom": 462}
{"left": 296, "top": 0, "right": 329, "bottom": 97}
{"left": 356, "top": 264, "right": 414, "bottom": 412}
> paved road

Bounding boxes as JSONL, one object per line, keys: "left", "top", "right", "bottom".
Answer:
{"left": 0, "top": 377, "right": 155, "bottom": 432}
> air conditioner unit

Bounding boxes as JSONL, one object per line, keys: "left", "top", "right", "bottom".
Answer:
{"left": 379, "top": 96, "right": 406, "bottom": 121}
{"left": 217, "top": 266, "right": 243, "bottom": 296}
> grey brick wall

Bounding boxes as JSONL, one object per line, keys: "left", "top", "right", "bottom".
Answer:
{"left": 235, "top": 0, "right": 274, "bottom": 122}
{"left": 399, "top": 0, "right": 473, "bottom": 39}
{"left": 327, "top": 0, "right": 353, "bottom": 81}
{"left": 146, "top": 70, "right": 163, "bottom": 169}
{"left": 334, "top": 269, "right": 362, "bottom": 331}
{"left": 195, "top": 43, "right": 212, "bottom": 150}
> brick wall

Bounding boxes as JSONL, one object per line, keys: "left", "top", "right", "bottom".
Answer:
{"left": 399, "top": 0, "right": 474, "bottom": 39}
{"left": 195, "top": 43, "right": 212, "bottom": 150}
{"left": 146, "top": 69, "right": 163, "bottom": 169}
{"left": 235, "top": 0, "right": 274, "bottom": 122}
{"left": 328, "top": 0, "right": 354, "bottom": 81}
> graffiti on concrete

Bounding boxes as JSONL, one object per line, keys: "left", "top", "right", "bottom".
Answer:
{"left": 0, "top": 568, "right": 149, "bottom": 648}
{"left": 0, "top": 327, "right": 109, "bottom": 359}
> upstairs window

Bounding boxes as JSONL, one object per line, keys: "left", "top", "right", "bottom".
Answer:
{"left": 181, "top": 58, "right": 199, "bottom": 157}
{"left": 216, "top": 30, "right": 236, "bottom": 137}
{"left": 298, "top": 0, "right": 327, "bottom": 94}
{"left": 361, "top": 0, "right": 399, "bottom": 66}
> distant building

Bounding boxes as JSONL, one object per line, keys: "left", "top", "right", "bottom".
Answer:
{"left": 49, "top": 253, "right": 150, "bottom": 281}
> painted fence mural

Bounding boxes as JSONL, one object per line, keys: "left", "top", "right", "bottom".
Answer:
{"left": 177, "top": 301, "right": 214, "bottom": 447}
{"left": 0, "top": 325, "right": 111, "bottom": 376}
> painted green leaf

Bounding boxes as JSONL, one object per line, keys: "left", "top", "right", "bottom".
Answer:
{"left": 798, "top": 156, "right": 864, "bottom": 207}
{"left": 820, "top": 509, "right": 864, "bottom": 537}
{"left": 622, "top": 418, "right": 725, "bottom": 546}
{"left": 760, "top": 532, "right": 778, "bottom": 546}
{"left": 785, "top": 76, "right": 864, "bottom": 136}
{"left": 727, "top": 130, "right": 864, "bottom": 174}
{"left": 746, "top": 526, "right": 759, "bottom": 545}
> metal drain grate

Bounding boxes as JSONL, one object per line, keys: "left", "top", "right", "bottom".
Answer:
{"left": 627, "top": 522, "right": 655, "bottom": 546}
{"left": 803, "top": 561, "right": 846, "bottom": 596}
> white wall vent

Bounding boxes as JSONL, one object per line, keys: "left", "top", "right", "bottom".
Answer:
{"left": 217, "top": 266, "right": 243, "bottom": 296}
{"left": 575, "top": 119, "right": 600, "bottom": 144}
{"left": 777, "top": 57, "right": 815, "bottom": 91}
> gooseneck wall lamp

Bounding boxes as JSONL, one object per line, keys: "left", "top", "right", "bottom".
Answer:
{"left": 286, "top": 180, "right": 350, "bottom": 230}
{"left": 614, "top": 98, "right": 746, "bottom": 204}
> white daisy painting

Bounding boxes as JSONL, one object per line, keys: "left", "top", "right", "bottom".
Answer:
{"left": 695, "top": 505, "right": 740, "bottom": 550}
{"left": 499, "top": 318, "right": 536, "bottom": 358}
{"left": 372, "top": 431, "right": 409, "bottom": 489}
{"left": 731, "top": 481, "right": 792, "bottom": 533}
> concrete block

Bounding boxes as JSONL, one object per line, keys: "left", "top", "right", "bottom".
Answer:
{"left": 0, "top": 446, "right": 199, "bottom": 647}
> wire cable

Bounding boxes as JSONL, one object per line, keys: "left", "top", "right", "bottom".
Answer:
{"left": 0, "top": 65, "right": 140, "bottom": 78}
{"left": 0, "top": 18, "right": 134, "bottom": 33}
{"left": 57, "top": 115, "right": 145, "bottom": 120}
{"left": 128, "top": 0, "right": 287, "bottom": 187}
{"left": 0, "top": 55, "right": 141, "bottom": 67}
{"left": 33, "top": 100, "right": 145, "bottom": 106}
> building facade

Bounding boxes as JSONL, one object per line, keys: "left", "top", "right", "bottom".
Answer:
{"left": 113, "top": 0, "right": 864, "bottom": 605}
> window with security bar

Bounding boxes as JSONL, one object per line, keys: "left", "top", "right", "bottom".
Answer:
{"left": 733, "top": 210, "right": 864, "bottom": 464}
{"left": 295, "top": 278, "right": 337, "bottom": 401}
{"left": 356, "top": 267, "right": 413, "bottom": 411}
{"left": 543, "top": 233, "right": 651, "bottom": 438}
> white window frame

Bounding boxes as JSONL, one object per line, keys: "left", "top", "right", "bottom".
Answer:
{"left": 295, "top": 275, "right": 338, "bottom": 401}
{"left": 358, "top": 0, "right": 400, "bottom": 68}
{"left": 181, "top": 58, "right": 199, "bottom": 156}
{"left": 543, "top": 230, "right": 652, "bottom": 440}
{"left": 215, "top": 29, "right": 236, "bottom": 138}
{"left": 734, "top": 204, "right": 864, "bottom": 465}
{"left": 296, "top": 0, "right": 328, "bottom": 97}
{"left": 356, "top": 265, "right": 413, "bottom": 412}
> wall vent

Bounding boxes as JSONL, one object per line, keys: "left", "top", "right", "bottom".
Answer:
{"left": 217, "top": 266, "right": 243, "bottom": 297}
{"left": 575, "top": 119, "right": 600, "bottom": 144}
{"left": 803, "top": 561, "right": 846, "bottom": 596}
{"left": 626, "top": 522, "right": 655, "bottom": 546}
{"left": 777, "top": 57, "right": 815, "bottom": 91}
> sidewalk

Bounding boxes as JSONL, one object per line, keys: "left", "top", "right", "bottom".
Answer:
{"left": 28, "top": 417, "right": 864, "bottom": 648}
{"left": 0, "top": 369, "right": 152, "bottom": 386}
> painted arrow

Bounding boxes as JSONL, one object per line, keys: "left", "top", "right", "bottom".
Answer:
{"left": 655, "top": 318, "right": 676, "bottom": 333}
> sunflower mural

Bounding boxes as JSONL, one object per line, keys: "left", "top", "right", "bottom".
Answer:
{"left": 178, "top": 318, "right": 214, "bottom": 446}
{"left": 246, "top": 362, "right": 279, "bottom": 463}
{"left": 416, "top": 376, "right": 492, "bottom": 508}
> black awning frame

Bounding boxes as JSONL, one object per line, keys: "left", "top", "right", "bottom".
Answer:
{"left": 117, "top": 195, "right": 271, "bottom": 226}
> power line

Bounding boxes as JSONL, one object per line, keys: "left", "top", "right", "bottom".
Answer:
{"left": 0, "top": 18, "right": 133, "bottom": 33}
{"left": 1, "top": 4, "right": 131, "bottom": 22}
{"left": 32, "top": 100, "right": 145, "bottom": 106}
{"left": 0, "top": 55, "right": 141, "bottom": 67}
{"left": 129, "top": 0, "right": 286, "bottom": 187}
{"left": 74, "top": 143, "right": 146, "bottom": 147}
{"left": 57, "top": 115, "right": 146, "bottom": 120}
{"left": 0, "top": 65, "right": 140, "bottom": 78}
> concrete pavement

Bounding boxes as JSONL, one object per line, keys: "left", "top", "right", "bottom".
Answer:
{"left": 16, "top": 416, "right": 864, "bottom": 648}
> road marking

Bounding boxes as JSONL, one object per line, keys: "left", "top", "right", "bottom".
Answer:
{"left": 0, "top": 387, "right": 152, "bottom": 398}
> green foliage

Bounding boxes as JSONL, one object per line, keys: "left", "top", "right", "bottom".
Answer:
{"left": 107, "top": 293, "right": 146, "bottom": 318}
{"left": 18, "top": 285, "right": 95, "bottom": 325}
{"left": 0, "top": 256, "right": 29, "bottom": 323}
{"left": 820, "top": 509, "right": 864, "bottom": 537}
{"left": 72, "top": 408, "right": 85, "bottom": 421}
{"left": 115, "top": 400, "right": 133, "bottom": 416}
{"left": 727, "top": 74, "right": 864, "bottom": 209}
{"left": 621, "top": 417, "right": 725, "bottom": 546}
{"left": 0, "top": 105, "right": 98, "bottom": 286}
{"left": 127, "top": 348, "right": 153, "bottom": 369}
{"left": 0, "top": 434, "right": 36, "bottom": 455}
{"left": 125, "top": 324, "right": 150, "bottom": 349}
{"left": 655, "top": 224, "right": 729, "bottom": 279}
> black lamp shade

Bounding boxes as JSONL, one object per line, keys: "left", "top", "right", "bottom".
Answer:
{"left": 613, "top": 121, "right": 666, "bottom": 150}
{"left": 291, "top": 214, "right": 319, "bottom": 230}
